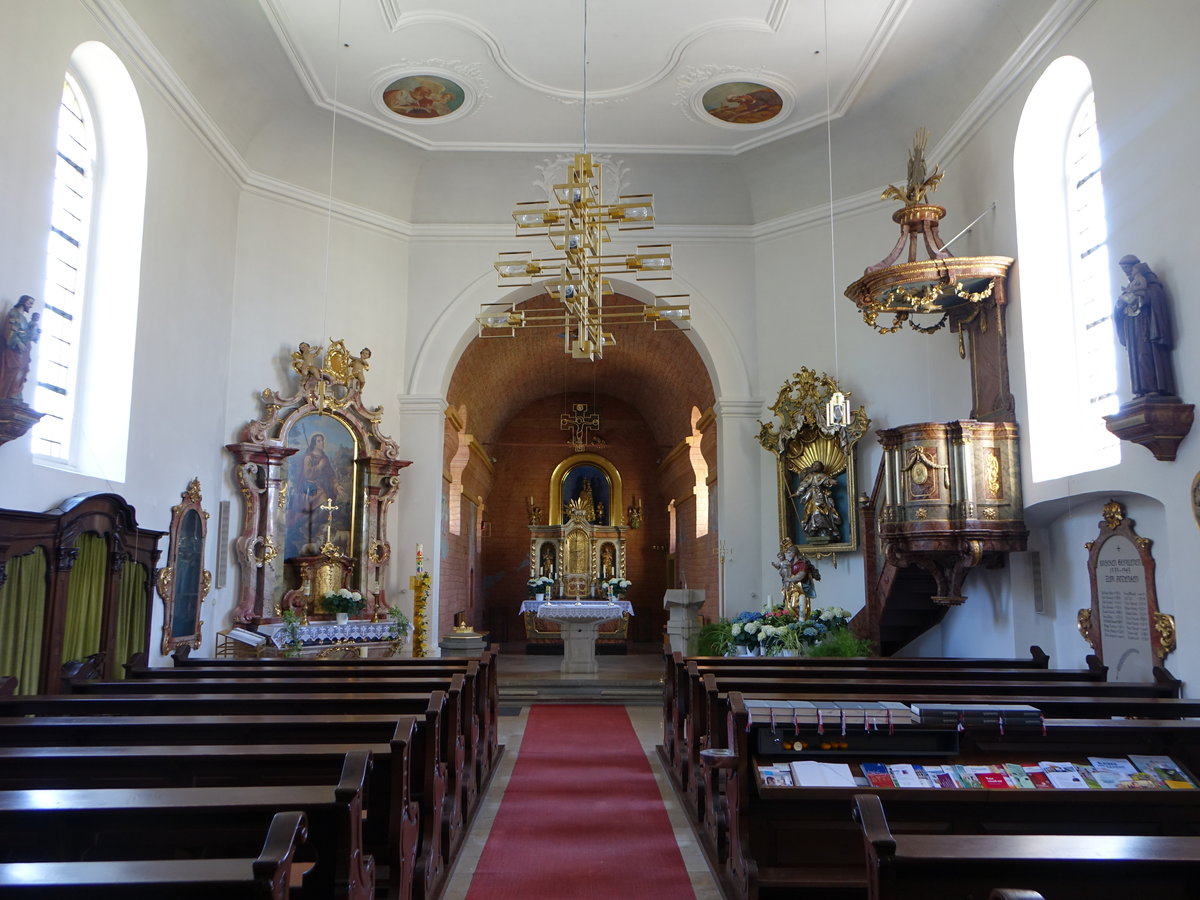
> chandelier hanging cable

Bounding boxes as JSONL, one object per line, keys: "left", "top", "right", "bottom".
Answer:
{"left": 476, "top": 0, "right": 689, "bottom": 361}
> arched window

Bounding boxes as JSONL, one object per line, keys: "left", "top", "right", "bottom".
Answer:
{"left": 33, "top": 42, "right": 146, "bottom": 480}
{"left": 1014, "top": 56, "right": 1119, "bottom": 482}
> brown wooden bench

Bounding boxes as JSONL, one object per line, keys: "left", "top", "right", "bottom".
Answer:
{"left": 0, "top": 732, "right": 416, "bottom": 900}
{"left": 854, "top": 793, "right": 1200, "bottom": 900}
{"left": 0, "top": 809, "right": 308, "bottom": 899}
{"left": 63, "top": 674, "right": 474, "bottom": 871}
{"left": 704, "top": 692, "right": 1200, "bottom": 900}
{"left": 0, "top": 694, "right": 449, "bottom": 900}
{"left": 160, "top": 646, "right": 502, "bottom": 791}
{"left": 0, "top": 750, "right": 374, "bottom": 900}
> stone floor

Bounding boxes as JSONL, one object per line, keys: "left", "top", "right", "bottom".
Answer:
{"left": 441, "top": 644, "right": 723, "bottom": 899}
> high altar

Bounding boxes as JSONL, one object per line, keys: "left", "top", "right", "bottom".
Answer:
{"left": 524, "top": 453, "right": 630, "bottom": 649}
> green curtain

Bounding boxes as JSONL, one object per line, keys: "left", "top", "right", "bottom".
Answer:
{"left": 0, "top": 548, "right": 48, "bottom": 695}
{"left": 112, "top": 560, "right": 148, "bottom": 678}
{"left": 61, "top": 533, "right": 107, "bottom": 665}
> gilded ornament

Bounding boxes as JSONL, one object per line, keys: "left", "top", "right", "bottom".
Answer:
{"left": 1101, "top": 500, "right": 1124, "bottom": 530}
{"left": 1077, "top": 608, "right": 1094, "bottom": 648}
{"left": 1154, "top": 612, "right": 1177, "bottom": 656}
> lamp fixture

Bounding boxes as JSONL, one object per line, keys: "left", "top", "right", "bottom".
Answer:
{"left": 844, "top": 129, "right": 1012, "bottom": 345}
{"left": 478, "top": 2, "right": 689, "bottom": 360}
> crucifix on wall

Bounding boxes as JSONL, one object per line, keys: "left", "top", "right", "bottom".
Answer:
{"left": 561, "top": 403, "right": 602, "bottom": 452}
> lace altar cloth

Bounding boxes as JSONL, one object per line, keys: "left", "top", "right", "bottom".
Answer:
{"left": 520, "top": 599, "right": 634, "bottom": 621}
{"left": 265, "top": 619, "right": 405, "bottom": 648}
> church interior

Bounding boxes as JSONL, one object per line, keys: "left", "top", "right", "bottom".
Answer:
{"left": 2, "top": 1, "right": 1200, "bottom": 896}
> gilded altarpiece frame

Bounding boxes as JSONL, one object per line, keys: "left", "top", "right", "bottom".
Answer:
{"left": 158, "top": 478, "right": 211, "bottom": 654}
{"left": 226, "top": 340, "right": 411, "bottom": 622}
{"left": 1078, "top": 500, "right": 1175, "bottom": 681}
{"left": 757, "top": 369, "right": 870, "bottom": 560}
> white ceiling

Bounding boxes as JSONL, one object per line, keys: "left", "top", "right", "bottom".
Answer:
{"left": 257, "top": 0, "right": 1051, "bottom": 156}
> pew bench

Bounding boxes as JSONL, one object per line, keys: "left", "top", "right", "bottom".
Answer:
{"left": 0, "top": 736, "right": 417, "bottom": 900}
{"left": 0, "top": 751, "right": 374, "bottom": 900}
{"left": 0, "top": 809, "right": 307, "bottom": 899}
{"left": 854, "top": 793, "right": 1200, "bottom": 900}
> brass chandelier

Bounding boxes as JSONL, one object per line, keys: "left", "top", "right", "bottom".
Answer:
{"left": 477, "top": 2, "right": 689, "bottom": 361}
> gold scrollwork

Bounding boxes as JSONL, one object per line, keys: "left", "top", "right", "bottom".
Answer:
{"left": 156, "top": 566, "right": 174, "bottom": 597}
{"left": 368, "top": 540, "right": 391, "bottom": 565}
{"left": 1101, "top": 499, "right": 1124, "bottom": 530}
{"left": 1155, "top": 612, "right": 1177, "bottom": 657}
{"left": 249, "top": 534, "right": 278, "bottom": 568}
{"left": 1077, "top": 608, "right": 1094, "bottom": 648}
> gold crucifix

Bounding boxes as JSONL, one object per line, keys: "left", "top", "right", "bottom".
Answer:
{"left": 561, "top": 403, "right": 600, "bottom": 452}
{"left": 319, "top": 497, "right": 339, "bottom": 554}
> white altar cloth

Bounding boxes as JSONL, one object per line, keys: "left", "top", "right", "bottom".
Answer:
{"left": 264, "top": 619, "right": 405, "bottom": 648}
{"left": 520, "top": 600, "right": 634, "bottom": 674}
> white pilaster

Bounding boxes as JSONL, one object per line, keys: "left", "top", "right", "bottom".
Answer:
{"left": 715, "top": 398, "right": 766, "bottom": 618}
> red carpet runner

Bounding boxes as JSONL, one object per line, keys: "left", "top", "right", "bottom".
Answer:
{"left": 466, "top": 704, "right": 696, "bottom": 899}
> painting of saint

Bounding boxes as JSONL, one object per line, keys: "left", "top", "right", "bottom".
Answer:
{"left": 382, "top": 75, "right": 465, "bottom": 120}
{"left": 283, "top": 414, "right": 358, "bottom": 559}
{"left": 702, "top": 82, "right": 783, "bottom": 125}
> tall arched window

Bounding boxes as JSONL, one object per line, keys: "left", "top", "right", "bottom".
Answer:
{"left": 1014, "top": 56, "right": 1119, "bottom": 482}
{"left": 33, "top": 42, "right": 145, "bottom": 480}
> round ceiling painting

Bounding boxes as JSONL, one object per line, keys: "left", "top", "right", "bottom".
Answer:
{"left": 702, "top": 82, "right": 783, "bottom": 125}
{"left": 382, "top": 75, "right": 465, "bottom": 120}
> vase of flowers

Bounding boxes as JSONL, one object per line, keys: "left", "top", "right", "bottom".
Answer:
{"left": 603, "top": 577, "right": 631, "bottom": 599}
{"left": 528, "top": 576, "right": 554, "bottom": 601}
{"left": 323, "top": 588, "right": 365, "bottom": 625}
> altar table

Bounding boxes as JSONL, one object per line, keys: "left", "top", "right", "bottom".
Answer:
{"left": 519, "top": 600, "right": 634, "bottom": 674}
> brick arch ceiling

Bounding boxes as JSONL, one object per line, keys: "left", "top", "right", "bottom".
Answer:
{"left": 447, "top": 292, "right": 714, "bottom": 450}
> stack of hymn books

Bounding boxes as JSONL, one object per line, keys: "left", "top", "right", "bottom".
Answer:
{"left": 756, "top": 754, "right": 1197, "bottom": 790}
{"left": 743, "top": 699, "right": 913, "bottom": 727}
{"left": 910, "top": 702, "right": 1043, "bottom": 727}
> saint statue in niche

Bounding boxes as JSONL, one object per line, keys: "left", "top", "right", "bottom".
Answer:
{"left": 1114, "top": 254, "right": 1176, "bottom": 398}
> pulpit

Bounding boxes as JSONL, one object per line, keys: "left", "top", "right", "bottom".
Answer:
{"left": 663, "top": 589, "right": 706, "bottom": 655}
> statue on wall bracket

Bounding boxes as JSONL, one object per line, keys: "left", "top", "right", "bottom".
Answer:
{"left": 1103, "top": 254, "right": 1193, "bottom": 461}
{"left": 757, "top": 368, "right": 870, "bottom": 565}
{"left": 226, "top": 339, "right": 411, "bottom": 624}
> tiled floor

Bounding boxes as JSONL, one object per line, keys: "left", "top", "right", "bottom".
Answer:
{"left": 442, "top": 646, "right": 723, "bottom": 899}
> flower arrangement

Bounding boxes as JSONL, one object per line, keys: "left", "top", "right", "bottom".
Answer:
{"left": 728, "top": 604, "right": 853, "bottom": 655}
{"left": 278, "top": 608, "right": 303, "bottom": 658}
{"left": 604, "top": 577, "right": 632, "bottom": 598}
{"left": 323, "top": 588, "right": 365, "bottom": 616}
{"left": 411, "top": 570, "right": 432, "bottom": 657}
{"left": 527, "top": 575, "right": 555, "bottom": 597}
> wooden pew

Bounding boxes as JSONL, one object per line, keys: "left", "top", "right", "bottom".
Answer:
{"left": 0, "top": 809, "right": 307, "bottom": 899}
{"left": 0, "top": 751, "right": 375, "bottom": 900}
{"left": 162, "top": 647, "right": 502, "bottom": 790}
{"left": 63, "top": 674, "right": 474, "bottom": 872}
{"left": 675, "top": 663, "right": 1181, "bottom": 843}
{"left": 708, "top": 692, "right": 1200, "bottom": 900}
{"left": 854, "top": 793, "right": 1200, "bottom": 900}
{"left": 662, "top": 648, "right": 1085, "bottom": 801}
{"left": 0, "top": 731, "right": 417, "bottom": 900}
{"left": 0, "top": 695, "right": 449, "bottom": 900}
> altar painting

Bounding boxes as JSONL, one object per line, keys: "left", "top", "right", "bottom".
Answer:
{"left": 282, "top": 413, "right": 358, "bottom": 559}
{"left": 559, "top": 464, "right": 611, "bottom": 525}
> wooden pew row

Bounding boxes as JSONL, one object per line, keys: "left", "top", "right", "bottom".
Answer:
{"left": 662, "top": 649, "right": 1089, "bottom": 797}
{"left": 684, "top": 665, "right": 1181, "bottom": 814}
{"left": 672, "top": 661, "right": 1169, "bottom": 838}
{"left": 61, "top": 674, "right": 476, "bottom": 874}
{"left": 0, "top": 809, "right": 308, "bottom": 899}
{"left": 0, "top": 727, "right": 419, "bottom": 900}
{"left": 163, "top": 647, "right": 503, "bottom": 789}
{"left": 71, "top": 671, "right": 477, "bottom": 835}
{"left": 853, "top": 793, "right": 1200, "bottom": 900}
{"left": 0, "top": 751, "right": 374, "bottom": 900}
{"left": 659, "top": 643, "right": 1049, "bottom": 769}
{"left": 123, "top": 658, "right": 498, "bottom": 805}
{"left": 709, "top": 693, "right": 1200, "bottom": 900}
{"left": 0, "top": 694, "right": 449, "bottom": 900}
{"left": 687, "top": 677, "right": 1200, "bottom": 882}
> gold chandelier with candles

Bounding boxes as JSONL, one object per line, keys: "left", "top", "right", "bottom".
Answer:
{"left": 477, "top": 3, "right": 689, "bottom": 361}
